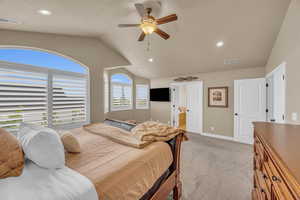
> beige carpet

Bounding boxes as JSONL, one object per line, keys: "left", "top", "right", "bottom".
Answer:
{"left": 179, "top": 133, "right": 253, "bottom": 200}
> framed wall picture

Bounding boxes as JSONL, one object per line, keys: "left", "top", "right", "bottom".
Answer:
{"left": 208, "top": 87, "right": 228, "bottom": 107}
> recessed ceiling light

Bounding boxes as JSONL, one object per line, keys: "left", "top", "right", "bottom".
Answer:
{"left": 216, "top": 41, "right": 224, "bottom": 47}
{"left": 38, "top": 9, "right": 52, "bottom": 16}
{"left": 148, "top": 58, "right": 154, "bottom": 62}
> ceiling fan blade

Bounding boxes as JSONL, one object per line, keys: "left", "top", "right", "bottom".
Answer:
{"left": 156, "top": 14, "right": 178, "bottom": 25}
{"left": 154, "top": 28, "right": 170, "bottom": 40}
{"left": 118, "top": 24, "right": 140, "bottom": 28}
{"left": 138, "top": 32, "right": 146, "bottom": 41}
{"left": 135, "top": 3, "right": 146, "bottom": 17}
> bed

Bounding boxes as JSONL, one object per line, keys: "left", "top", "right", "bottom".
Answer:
{"left": 65, "top": 123, "right": 184, "bottom": 200}
{"left": 0, "top": 120, "right": 184, "bottom": 200}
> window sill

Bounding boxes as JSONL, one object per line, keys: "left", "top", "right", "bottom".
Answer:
{"left": 110, "top": 108, "right": 133, "bottom": 112}
{"left": 136, "top": 108, "right": 150, "bottom": 110}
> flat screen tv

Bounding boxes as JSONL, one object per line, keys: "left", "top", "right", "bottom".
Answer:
{"left": 150, "top": 88, "right": 170, "bottom": 102}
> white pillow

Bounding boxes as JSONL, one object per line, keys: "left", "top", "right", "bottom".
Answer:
{"left": 18, "top": 123, "right": 65, "bottom": 169}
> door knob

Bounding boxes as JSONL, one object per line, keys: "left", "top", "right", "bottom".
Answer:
{"left": 235, "top": 113, "right": 238, "bottom": 116}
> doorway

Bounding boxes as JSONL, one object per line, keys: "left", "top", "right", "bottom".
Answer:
{"left": 170, "top": 81, "right": 203, "bottom": 134}
{"left": 234, "top": 78, "right": 266, "bottom": 144}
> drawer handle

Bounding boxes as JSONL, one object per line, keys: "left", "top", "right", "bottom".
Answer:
{"left": 263, "top": 174, "right": 268, "bottom": 179}
{"left": 272, "top": 175, "right": 281, "bottom": 182}
{"left": 261, "top": 189, "right": 265, "bottom": 193}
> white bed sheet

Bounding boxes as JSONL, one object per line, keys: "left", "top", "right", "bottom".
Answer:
{"left": 0, "top": 160, "right": 98, "bottom": 200}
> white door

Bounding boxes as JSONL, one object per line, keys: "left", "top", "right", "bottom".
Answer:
{"left": 171, "top": 85, "right": 180, "bottom": 127}
{"left": 186, "top": 81, "right": 203, "bottom": 133}
{"left": 234, "top": 78, "right": 266, "bottom": 144}
{"left": 266, "top": 76, "right": 274, "bottom": 122}
{"left": 266, "top": 63, "right": 286, "bottom": 123}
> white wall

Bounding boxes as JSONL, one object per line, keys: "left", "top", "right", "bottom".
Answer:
{"left": 265, "top": 0, "right": 300, "bottom": 123}
{"left": 151, "top": 67, "right": 265, "bottom": 137}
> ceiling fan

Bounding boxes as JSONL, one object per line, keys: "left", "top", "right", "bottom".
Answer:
{"left": 118, "top": 3, "right": 178, "bottom": 41}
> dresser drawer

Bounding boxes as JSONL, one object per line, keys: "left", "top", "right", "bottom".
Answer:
{"left": 252, "top": 189, "right": 258, "bottom": 200}
{"left": 261, "top": 164, "right": 272, "bottom": 193}
{"left": 252, "top": 188, "right": 267, "bottom": 200}
{"left": 255, "top": 170, "right": 271, "bottom": 200}
{"left": 254, "top": 155, "right": 263, "bottom": 171}
{"left": 265, "top": 159, "right": 295, "bottom": 199}
{"left": 254, "top": 136, "right": 265, "bottom": 161}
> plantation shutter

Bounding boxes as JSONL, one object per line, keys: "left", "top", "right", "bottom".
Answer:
{"left": 0, "top": 68, "right": 48, "bottom": 132}
{"left": 111, "top": 84, "right": 132, "bottom": 110}
{"left": 136, "top": 84, "right": 149, "bottom": 109}
{"left": 52, "top": 75, "right": 87, "bottom": 126}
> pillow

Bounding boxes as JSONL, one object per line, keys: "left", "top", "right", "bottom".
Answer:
{"left": 60, "top": 131, "right": 81, "bottom": 153}
{"left": 18, "top": 123, "right": 65, "bottom": 169}
{"left": 0, "top": 128, "right": 24, "bottom": 179}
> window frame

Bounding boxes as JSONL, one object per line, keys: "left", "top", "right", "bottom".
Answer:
{"left": 136, "top": 84, "right": 150, "bottom": 110}
{"left": 110, "top": 73, "right": 133, "bottom": 111}
{"left": 0, "top": 60, "right": 90, "bottom": 130}
{"left": 103, "top": 71, "right": 109, "bottom": 114}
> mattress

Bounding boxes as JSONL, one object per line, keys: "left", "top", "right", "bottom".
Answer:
{"left": 0, "top": 160, "right": 98, "bottom": 200}
{"left": 65, "top": 127, "right": 173, "bottom": 200}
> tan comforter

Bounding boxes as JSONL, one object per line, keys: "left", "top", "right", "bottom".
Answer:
{"left": 65, "top": 127, "right": 173, "bottom": 200}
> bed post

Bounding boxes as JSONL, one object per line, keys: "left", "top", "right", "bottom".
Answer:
{"left": 173, "top": 133, "right": 183, "bottom": 200}
{"left": 149, "top": 132, "right": 184, "bottom": 200}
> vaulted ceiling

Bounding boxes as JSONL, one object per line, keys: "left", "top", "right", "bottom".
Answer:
{"left": 0, "top": 0, "right": 291, "bottom": 78}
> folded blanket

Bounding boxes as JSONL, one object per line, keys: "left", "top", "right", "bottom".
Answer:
{"left": 132, "top": 121, "right": 188, "bottom": 142}
{"left": 83, "top": 121, "right": 187, "bottom": 149}
{"left": 83, "top": 123, "right": 150, "bottom": 149}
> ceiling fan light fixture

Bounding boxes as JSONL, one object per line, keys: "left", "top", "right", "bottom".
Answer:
{"left": 118, "top": 4, "right": 177, "bottom": 41}
{"left": 140, "top": 20, "right": 157, "bottom": 35}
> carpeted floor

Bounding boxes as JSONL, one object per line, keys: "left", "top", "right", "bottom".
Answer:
{"left": 174, "top": 133, "right": 253, "bottom": 200}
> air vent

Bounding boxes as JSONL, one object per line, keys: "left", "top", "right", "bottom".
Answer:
{"left": 174, "top": 76, "right": 198, "bottom": 82}
{"left": 224, "top": 59, "right": 240, "bottom": 65}
{"left": 0, "top": 18, "right": 20, "bottom": 24}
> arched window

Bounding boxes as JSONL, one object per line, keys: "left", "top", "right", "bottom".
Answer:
{"left": 0, "top": 48, "right": 89, "bottom": 132}
{"left": 110, "top": 73, "right": 133, "bottom": 111}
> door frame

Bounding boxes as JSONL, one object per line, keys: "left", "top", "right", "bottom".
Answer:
{"left": 266, "top": 62, "right": 286, "bottom": 123}
{"left": 170, "top": 81, "right": 203, "bottom": 134}
{"left": 266, "top": 62, "right": 286, "bottom": 79}
{"left": 234, "top": 78, "right": 267, "bottom": 144}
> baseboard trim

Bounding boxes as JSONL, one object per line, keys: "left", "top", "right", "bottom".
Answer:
{"left": 201, "top": 132, "right": 236, "bottom": 142}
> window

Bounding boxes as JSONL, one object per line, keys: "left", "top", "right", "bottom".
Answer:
{"left": 0, "top": 48, "right": 89, "bottom": 132}
{"left": 0, "top": 68, "right": 48, "bottom": 132}
{"left": 110, "top": 74, "right": 132, "bottom": 111}
{"left": 136, "top": 84, "right": 149, "bottom": 109}
{"left": 52, "top": 74, "right": 87, "bottom": 126}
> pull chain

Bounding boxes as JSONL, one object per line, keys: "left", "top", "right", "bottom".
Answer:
{"left": 147, "top": 34, "right": 151, "bottom": 51}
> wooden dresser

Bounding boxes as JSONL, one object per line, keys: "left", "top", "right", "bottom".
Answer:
{"left": 253, "top": 122, "right": 300, "bottom": 200}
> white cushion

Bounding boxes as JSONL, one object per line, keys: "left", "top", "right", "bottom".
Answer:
{"left": 18, "top": 123, "right": 65, "bottom": 169}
